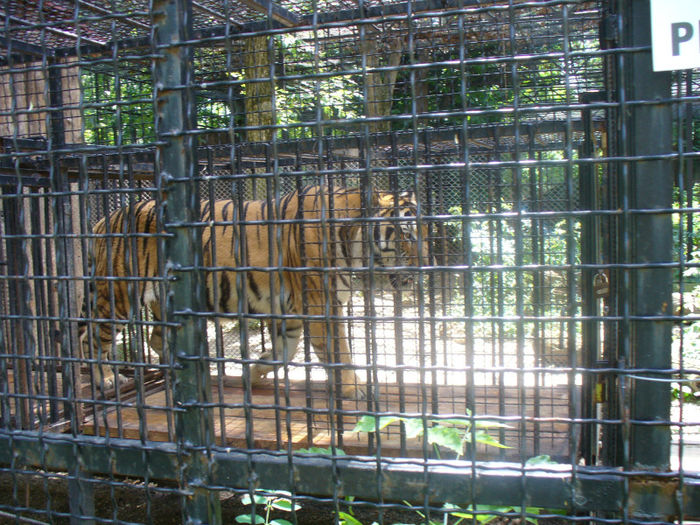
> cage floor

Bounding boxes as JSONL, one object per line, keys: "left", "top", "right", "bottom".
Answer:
{"left": 76, "top": 374, "right": 576, "bottom": 460}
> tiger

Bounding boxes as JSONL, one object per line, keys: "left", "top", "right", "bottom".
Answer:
{"left": 78, "top": 185, "right": 429, "bottom": 398}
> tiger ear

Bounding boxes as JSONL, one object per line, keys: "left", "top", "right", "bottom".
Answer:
{"left": 371, "top": 190, "right": 380, "bottom": 207}
{"left": 374, "top": 191, "right": 388, "bottom": 208}
{"left": 399, "top": 190, "right": 415, "bottom": 202}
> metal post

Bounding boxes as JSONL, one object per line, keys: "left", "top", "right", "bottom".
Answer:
{"left": 152, "top": 0, "right": 221, "bottom": 522}
{"left": 579, "top": 93, "right": 601, "bottom": 465}
{"left": 46, "top": 57, "right": 96, "bottom": 524}
{"left": 618, "top": 0, "right": 672, "bottom": 470}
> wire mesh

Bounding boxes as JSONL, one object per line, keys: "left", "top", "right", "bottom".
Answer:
{"left": 0, "top": 0, "right": 698, "bottom": 524}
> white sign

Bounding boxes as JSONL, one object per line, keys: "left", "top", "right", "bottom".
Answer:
{"left": 650, "top": 0, "right": 700, "bottom": 71}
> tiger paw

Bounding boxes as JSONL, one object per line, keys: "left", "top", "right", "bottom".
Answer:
{"left": 97, "top": 367, "right": 128, "bottom": 391}
{"left": 340, "top": 372, "right": 367, "bottom": 400}
{"left": 249, "top": 364, "right": 274, "bottom": 387}
{"left": 341, "top": 382, "right": 367, "bottom": 400}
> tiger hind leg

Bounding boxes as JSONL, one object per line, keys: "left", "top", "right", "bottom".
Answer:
{"left": 147, "top": 301, "right": 165, "bottom": 363}
{"left": 307, "top": 306, "right": 366, "bottom": 400}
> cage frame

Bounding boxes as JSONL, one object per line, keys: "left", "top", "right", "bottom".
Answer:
{"left": 0, "top": 0, "right": 699, "bottom": 523}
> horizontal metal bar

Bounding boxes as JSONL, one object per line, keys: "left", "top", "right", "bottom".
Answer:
{"left": 48, "top": 0, "right": 586, "bottom": 60}
{"left": 0, "top": 171, "right": 51, "bottom": 187}
{"left": 1, "top": 432, "right": 699, "bottom": 518}
{"left": 0, "top": 36, "right": 53, "bottom": 57}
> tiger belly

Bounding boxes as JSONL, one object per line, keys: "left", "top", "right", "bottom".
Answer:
{"left": 205, "top": 270, "right": 294, "bottom": 317}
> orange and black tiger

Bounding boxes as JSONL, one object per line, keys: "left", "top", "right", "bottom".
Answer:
{"left": 79, "top": 185, "right": 428, "bottom": 398}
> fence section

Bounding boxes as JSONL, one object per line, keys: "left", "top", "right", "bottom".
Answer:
{"left": 0, "top": 1, "right": 699, "bottom": 524}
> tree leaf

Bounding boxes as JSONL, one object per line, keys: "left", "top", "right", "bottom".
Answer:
{"left": 337, "top": 511, "right": 364, "bottom": 525}
{"left": 436, "top": 418, "right": 470, "bottom": 427}
{"left": 426, "top": 426, "right": 464, "bottom": 455}
{"left": 270, "top": 499, "right": 301, "bottom": 512}
{"left": 474, "top": 419, "right": 511, "bottom": 430}
{"left": 473, "top": 430, "right": 510, "bottom": 448}
{"left": 241, "top": 494, "right": 269, "bottom": 506}
{"left": 352, "top": 415, "right": 400, "bottom": 433}
{"left": 403, "top": 418, "right": 426, "bottom": 439}
{"left": 235, "top": 514, "right": 265, "bottom": 524}
{"left": 297, "top": 446, "right": 345, "bottom": 456}
{"left": 525, "top": 455, "right": 556, "bottom": 466}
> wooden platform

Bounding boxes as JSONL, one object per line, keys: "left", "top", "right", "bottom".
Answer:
{"left": 79, "top": 374, "right": 577, "bottom": 460}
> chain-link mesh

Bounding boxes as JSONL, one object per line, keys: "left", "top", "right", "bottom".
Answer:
{"left": 0, "top": 1, "right": 698, "bottom": 524}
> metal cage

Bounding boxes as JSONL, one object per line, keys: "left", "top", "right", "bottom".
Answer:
{"left": 0, "top": 0, "right": 699, "bottom": 523}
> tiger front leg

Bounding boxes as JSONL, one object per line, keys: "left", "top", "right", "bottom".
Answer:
{"left": 308, "top": 309, "right": 366, "bottom": 400}
{"left": 79, "top": 323, "right": 128, "bottom": 391}
{"left": 249, "top": 320, "right": 303, "bottom": 388}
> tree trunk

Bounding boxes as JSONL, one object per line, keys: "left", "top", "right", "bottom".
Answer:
{"left": 243, "top": 35, "right": 274, "bottom": 143}
{"left": 363, "top": 30, "right": 404, "bottom": 133}
{"left": 243, "top": 36, "right": 274, "bottom": 197}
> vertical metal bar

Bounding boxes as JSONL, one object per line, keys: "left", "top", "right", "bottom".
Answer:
{"left": 491, "top": 126, "right": 506, "bottom": 458}
{"left": 47, "top": 59, "right": 82, "bottom": 428}
{"left": 599, "top": 4, "right": 623, "bottom": 466}
{"left": 579, "top": 94, "right": 600, "bottom": 465}
{"left": 42, "top": 190, "right": 60, "bottom": 424}
{"left": 618, "top": 0, "right": 672, "bottom": 470}
{"left": 46, "top": 49, "right": 96, "bottom": 523}
{"left": 29, "top": 194, "right": 45, "bottom": 425}
{"left": 152, "top": 0, "right": 221, "bottom": 522}
{"left": 560, "top": 4, "right": 580, "bottom": 478}
{"left": 527, "top": 124, "right": 542, "bottom": 458}
{"left": 1, "top": 188, "right": 31, "bottom": 429}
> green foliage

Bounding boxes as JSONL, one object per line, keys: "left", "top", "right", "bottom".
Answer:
{"left": 236, "top": 490, "right": 300, "bottom": 525}
{"left": 672, "top": 182, "right": 700, "bottom": 400}
{"left": 273, "top": 33, "right": 362, "bottom": 139}
{"left": 81, "top": 67, "right": 155, "bottom": 145}
{"left": 338, "top": 499, "right": 565, "bottom": 525}
{"left": 352, "top": 456, "right": 563, "bottom": 525}
{"left": 440, "top": 502, "right": 557, "bottom": 525}
{"left": 672, "top": 381, "right": 700, "bottom": 404}
{"left": 352, "top": 412, "right": 509, "bottom": 459}
{"left": 297, "top": 446, "right": 346, "bottom": 455}
{"left": 338, "top": 512, "right": 373, "bottom": 525}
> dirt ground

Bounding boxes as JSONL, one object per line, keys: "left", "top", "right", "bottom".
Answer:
{"left": 0, "top": 471, "right": 557, "bottom": 525}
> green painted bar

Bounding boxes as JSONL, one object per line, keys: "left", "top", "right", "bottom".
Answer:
{"left": 619, "top": 0, "right": 673, "bottom": 470}
{"left": 152, "top": 0, "right": 221, "bottom": 522}
{"left": 1, "top": 434, "right": 699, "bottom": 519}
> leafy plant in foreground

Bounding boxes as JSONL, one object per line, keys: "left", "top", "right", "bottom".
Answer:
{"left": 235, "top": 490, "right": 301, "bottom": 525}
{"left": 352, "top": 411, "right": 509, "bottom": 459}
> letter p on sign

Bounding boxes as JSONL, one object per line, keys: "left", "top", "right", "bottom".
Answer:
{"left": 651, "top": 0, "right": 700, "bottom": 71}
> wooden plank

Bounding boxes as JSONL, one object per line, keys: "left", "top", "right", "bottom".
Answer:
{"left": 6, "top": 365, "right": 573, "bottom": 460}
{"left": 80, "top": 375, "right": 576, "bottom": 460}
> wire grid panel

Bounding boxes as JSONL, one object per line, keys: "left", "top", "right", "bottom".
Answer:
{"left": 0, "top": 1, "right": 699, "bottom": 524}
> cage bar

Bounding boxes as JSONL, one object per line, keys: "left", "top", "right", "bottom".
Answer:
{"left": 0, "top": 1, "right": 698, "bottom": 524}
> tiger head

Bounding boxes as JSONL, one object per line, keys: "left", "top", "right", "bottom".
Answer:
{"left": 373, "top": 191, "right": 430, "bottom": 290}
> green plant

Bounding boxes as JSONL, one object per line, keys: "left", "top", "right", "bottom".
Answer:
{"left": 333, "top": 454, "right": 566, "bottom": 525}
{"left": 438, "top": 456, "right": 566, "bottom": 525}
{"left": 235, "top": 490, "right": 301, "bottom": 525}
{"left": 400, "top": 457, "right": 564, "bottom": 525}
{"left": 672, "top": 380, "right": 700, "bottom": 403}
{"left": 297, "top": 446, "right": 345, "bottom": 455}
{"left": 352, "top": 411, "right": 509, "bottom": 460}
{"left": 337, "top": 511, "right": 372, "bottom": 525}
{"left": 439, "top": 502, "right": 554, "bottom": 525}
{"left": 338, "top": 500, "right": 560, "bottom": 525}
